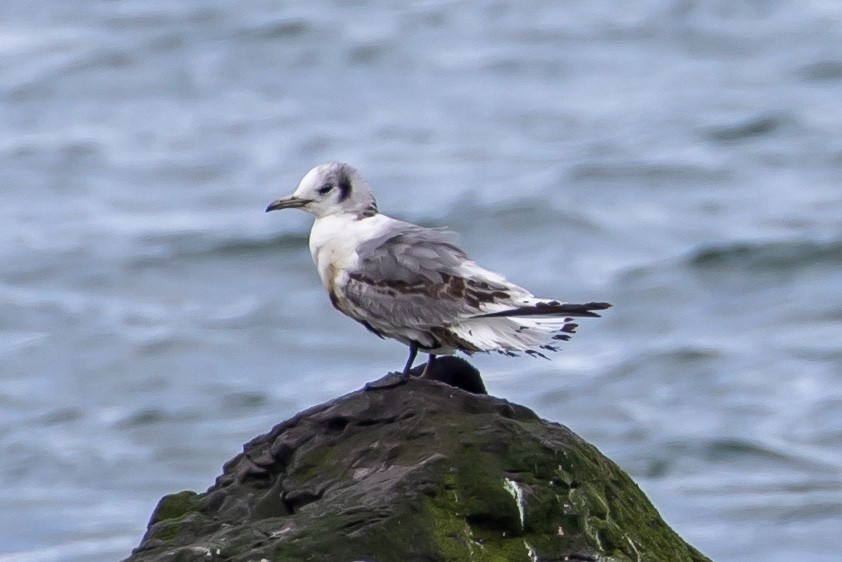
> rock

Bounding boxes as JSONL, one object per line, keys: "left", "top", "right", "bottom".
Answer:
{"left": 415, "top": 356, "right": 487, "bottom": 395}
{"left": 367, "top": 356, "right": 487, "bottom": 395}
{"left": 125, "top": 367, "right": 710, "bottom": 562}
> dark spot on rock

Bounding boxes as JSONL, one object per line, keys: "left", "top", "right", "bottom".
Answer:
{"left": 408, "top": 356, "right": 486, "bottom": 394}
{"left": 325, "top": 416, "right": 349, "bottom": 433}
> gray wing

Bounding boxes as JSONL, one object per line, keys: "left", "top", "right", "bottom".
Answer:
{"left": 342, "top": 222, "right": 515, "bottom": 329}
{"left": 354, "top": 222, "right": 467, "bottom": 282}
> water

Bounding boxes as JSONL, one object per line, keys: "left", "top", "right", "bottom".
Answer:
{"left": 2, "top": 1, "right": 841, "bottom": 560}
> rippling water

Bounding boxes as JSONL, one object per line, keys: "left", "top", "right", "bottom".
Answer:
{"left": 2, "top": 2, "right": 841, "bottom": 561}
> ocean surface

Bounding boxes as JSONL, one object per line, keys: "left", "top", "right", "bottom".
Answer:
{"left": 2, "top": 1, "right": 841, "bottom": 560}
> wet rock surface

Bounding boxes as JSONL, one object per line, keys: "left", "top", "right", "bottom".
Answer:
{"left": 125, "top": 360, "right": 709, "bottom": 562}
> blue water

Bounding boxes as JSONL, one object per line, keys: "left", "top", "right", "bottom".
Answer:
{"left": 2, "top": 2, "right": 841, "bottom": 560}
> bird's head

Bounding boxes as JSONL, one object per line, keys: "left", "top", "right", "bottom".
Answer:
{"left": 266, "top": 162, "right": 378, "bottom": 219}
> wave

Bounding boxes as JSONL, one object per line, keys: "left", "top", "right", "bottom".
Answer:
{"left": 799, "top": 59, "right": 842, "bottom": 83}
{"left": 130, "top": 231, "right": 309, "bottom": 265}
{"left": 706, "top": 112, "right": 792, "bottom": 142}
{"left": 689, "top": 239, "right": 842, "bottom": 271}
{"left": 570, "top": 161, "right": 729, "bottom": 183}
{"left": 657, "top": 436, "right": 842, "bottom": 476}
{"left": 234, "top": 17, "right": 312, "bottom": 40}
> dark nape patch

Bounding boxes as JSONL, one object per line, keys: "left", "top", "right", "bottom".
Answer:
{"left": 337, "top": 172, "right": 352, "bottom": 202}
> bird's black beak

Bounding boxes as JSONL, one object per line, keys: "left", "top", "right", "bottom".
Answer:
{"left": 265, "top": 195, "right": 311, "bottom": 212}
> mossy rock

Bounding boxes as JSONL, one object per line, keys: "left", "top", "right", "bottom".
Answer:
{"left": 125, "top": 370, "right": 710, "bottom": 562}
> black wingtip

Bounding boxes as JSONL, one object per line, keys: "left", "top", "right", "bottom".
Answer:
{"left": 475, "top": 300, "right": 612, "bottom": 319}
{"left": 578, "top": 301, "right": 612, "bottom": 317}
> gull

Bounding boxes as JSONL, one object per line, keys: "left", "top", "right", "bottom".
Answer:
{"left": 266, "top": 162, "right": 610, "bottom": 376}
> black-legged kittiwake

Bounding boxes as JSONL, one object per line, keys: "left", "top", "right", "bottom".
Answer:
{"left": 266, "top": 162, "right": 611, "bottom": 376}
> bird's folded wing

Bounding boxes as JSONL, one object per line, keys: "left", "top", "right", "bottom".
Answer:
{"left": 353, "top": 222, "right": 468, "bottom": 283}
{"left": 342, "top": 223, "right": 519, "bottom": 328}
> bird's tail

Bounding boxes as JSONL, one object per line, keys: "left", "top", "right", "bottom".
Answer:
{"left": 448, "top": 299, "right": 611, "bottom": 357}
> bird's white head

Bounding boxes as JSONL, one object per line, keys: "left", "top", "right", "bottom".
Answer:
{"left": 266, "top": 162, "right": 378, "bottom": 219}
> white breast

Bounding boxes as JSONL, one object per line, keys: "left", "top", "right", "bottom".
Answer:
{"left": 308, "top": 213, "right": 391, "bottom": 292}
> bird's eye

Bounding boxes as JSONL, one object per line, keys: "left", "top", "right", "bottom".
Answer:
{"left": 317, "top": 183, "right": 334, "bottom": 195}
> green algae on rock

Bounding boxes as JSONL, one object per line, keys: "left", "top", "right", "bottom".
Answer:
{"left": 125, "top": 370, "right": 710, "bottom": 562}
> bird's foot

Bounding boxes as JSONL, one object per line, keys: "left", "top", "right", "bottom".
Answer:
{"left": 365, "top": 371, "right": 411, "bottom": 391}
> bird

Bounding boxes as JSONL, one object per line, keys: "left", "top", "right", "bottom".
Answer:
{"left": 266, "top": 162, "right": 610, "bottom": 377}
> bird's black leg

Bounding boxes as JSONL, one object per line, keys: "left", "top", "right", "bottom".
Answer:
{"left": 402, "top": 342, "right": 419, "bottom": 375}
{"left": 419, "top": 354, "right": 436, "bottom": 378}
